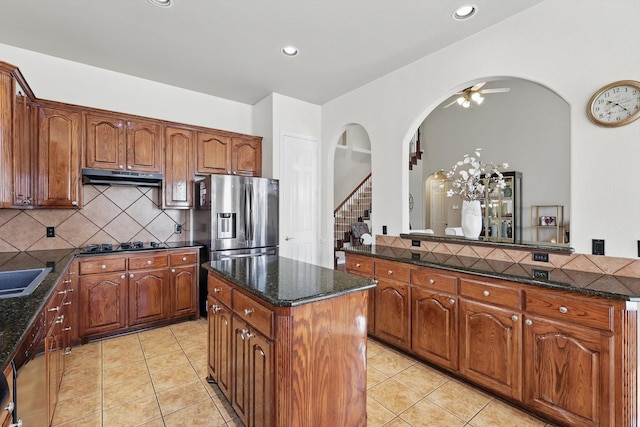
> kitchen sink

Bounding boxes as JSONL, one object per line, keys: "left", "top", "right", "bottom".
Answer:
{"left": 0, "top": 267, "right": 52, "bottom": 299}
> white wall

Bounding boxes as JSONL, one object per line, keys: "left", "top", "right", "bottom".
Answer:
{"left": 334, "top": 125, "right": 371, "bottom": 206}
{"left": 320, "top": 0, "right": 640, "bottom": 264}
{"left": 0, "top": 44, "right": 254, "bottom": 134}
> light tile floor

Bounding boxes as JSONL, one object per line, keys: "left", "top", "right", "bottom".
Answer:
{"left": 50, "top": 319, "right": 557, "bottom": 427}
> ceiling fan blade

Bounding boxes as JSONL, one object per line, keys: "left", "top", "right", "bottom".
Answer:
{"left": 442, "top": 99, "right": 458, "bottom": 109}
{"left": 480, "top": 88, "right": 511, "bottom": 94}
{"left": 470, "top": 82, "right": 486, "bottom": 91}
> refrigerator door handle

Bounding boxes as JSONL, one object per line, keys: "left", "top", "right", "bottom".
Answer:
{"left": 244, "top": 184, "right": 251, "bottom": 241}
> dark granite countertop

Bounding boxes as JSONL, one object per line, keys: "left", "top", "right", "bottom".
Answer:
{"left": 0, "top": 242, "right": 203, "bottom": 372}
{"left": 345, "top": 245, "right": 640, "bottom": 301}
{"left": 203, "top": 255, "right": 376, "bottom": 307}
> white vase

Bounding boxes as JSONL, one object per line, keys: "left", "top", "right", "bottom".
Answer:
{"left": 461, "top": 200, "right": 482, "bottom": 239}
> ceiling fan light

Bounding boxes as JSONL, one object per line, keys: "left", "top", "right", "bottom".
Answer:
{"left": 456, "top": 96, "right": 466, "bottom": 105}
{"left": 470, "top": 92, "right": 481, "bottom": 101}
{"left": 475, "top": 96, "right": 484, "bottom": 105}
{"left": 462, "top": 100, "right": 471, "bottom": 108}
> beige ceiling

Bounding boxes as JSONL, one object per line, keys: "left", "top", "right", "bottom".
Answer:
{"left": 0, "top": 0, "right": 543, "bottom": 105}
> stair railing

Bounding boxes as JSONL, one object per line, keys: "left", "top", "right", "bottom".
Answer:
{"left": 334, "top": 173, "right": 372, "bottom": 251}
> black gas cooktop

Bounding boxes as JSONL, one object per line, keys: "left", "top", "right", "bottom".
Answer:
{"left": 82, "top": 241, "right": 166, "bottom": 254}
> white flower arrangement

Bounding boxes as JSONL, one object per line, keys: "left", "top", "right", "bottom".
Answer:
{"left": 443, "top": 149, "right": 509, "bottom": 201}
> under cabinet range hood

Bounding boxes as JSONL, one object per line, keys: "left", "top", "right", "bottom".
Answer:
{"left": 82, "top": 169, "right": 163, "bottom": 187}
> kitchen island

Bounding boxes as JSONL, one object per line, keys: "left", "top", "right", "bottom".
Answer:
{"left": 203, "top": 255, "right": 376, "bottom": 427}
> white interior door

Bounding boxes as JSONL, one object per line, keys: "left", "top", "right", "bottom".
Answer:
{"left": 279, "top": 133, "right": 319, "bottom": 264}
{"left": 430, "top": 180, "right": 447, "bottom": 234}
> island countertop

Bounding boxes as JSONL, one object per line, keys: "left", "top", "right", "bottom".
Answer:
{"left": 203, "top": 255, "right": 376, "bottom": 307}
{"left": 345, "top": 244, "right": 640, "bottom": 301}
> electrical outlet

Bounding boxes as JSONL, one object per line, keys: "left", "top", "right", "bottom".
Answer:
{"left": 46, "top": 227, "right": 55, "bottom": 238}
{"left": 175, "top": 224, "right": 182, "bottom": 234}
{"left": 592, "top": 239, "right": 605, "bottom": 256}
{"left": 382, "top": 225, "right": 387, "bottom": 235}
{"left": 532, "top": 269, "right": 550, "bottom": 281}
{"left": 411, "top": 240, "right": 420, "bottom": 247}
{"left": 532, "top": 252, "right": 549, "bottom": 262}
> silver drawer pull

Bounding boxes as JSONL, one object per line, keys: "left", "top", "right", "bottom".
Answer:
{"left": 101, "top": 264, "right": 107, "bottom": 269}
{"left": 63, "top": 279, "right": 72, "bottom": 284}
{"left": 213, "top": 287, "right": 221, "bottom": 293}
{"left": 57, "top": 290, "right": 67, "bottom": 295}
{"left": 5, "top": 401, "right": 14, "bottom": 413}
{"left": 482, "top": 290, "right": 490, "bottom": 297}
{"left": 48, "top": 306, "right": 59, "bottom": 312}
{"left": 63, "top": 301, "right": 72, "bottom": 306}
{"left": 182, "top": 257, "right": 187, "bottom": 261}
{"left": 355, "top": 263, "right": 361, "bottom": 267}
{"left": 212, "top": 305, "right": 221, "bottom": 313}
{"left": 244, "top": 308, "right": 255, "bottom": 315}
{"left": 146, "top": 260, "right": 153, "bottom": 265}
{"left": 559, "top": 306, "right": 568, "bottom": 314}
{"left": 525, "top": 319, "right": 533, "bottom": 326}
{"left": 56, "top": 315, "right": 64, "bottom": 324}
{"left": 511, "top": 315, "right": 519, "bottom": 321}
{"left": 449, "top": 298, "right": 455, "bottom": 305}
{"left": 63, "top": 327, "right": 72, "bottom": 331}
{"left": 130, "top": 273, "right": 134, "bottom": 278}
{"left": 120, "top": 274, "right": 126, "bottom": 279}
{"left": 387, "top": 270, "right": 393, "bottom": 275}
{"left": 171, "top": 269, "right": 176, "bottom": 273}
{"left": 428, "top": 279, "right": 435, "bottom": 285}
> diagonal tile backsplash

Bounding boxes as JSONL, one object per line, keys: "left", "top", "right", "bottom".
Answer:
{"left": 0, "top": 185, "right": 188, "bottom": 253}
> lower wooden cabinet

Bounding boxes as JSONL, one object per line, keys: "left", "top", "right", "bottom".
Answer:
{"left": 458, "top": 299, "right": 522, "bottom": 400}
{"left": 345, "top": 252, "right": 635, "bottom": 427}
{"left": 170, "top": 265, "right": 198, "bottom": 318}
{"left": 208, "top": 295, "right": 232, "bottom": 400}
{"left": 128, "top": 268, "right": 170, "bottom": 326}
{"left": 523, "top": 315, "right": 614, "bottom": 426}
{"left": 411, "top": 288, "right": 458, "bottom": 371}
{"left": 78, "top": 272, "right": 128, "bottom": 337}
{"left": 1, "top": 365, "right": 13, "bottom": 427}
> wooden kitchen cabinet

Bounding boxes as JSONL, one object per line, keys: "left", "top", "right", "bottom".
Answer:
{"left": 374, "top": 260, "right": 412, "bottom": 351}
{"left": 1, "top": 365, "right": 14, "bottom": 427}
{"left": 208, "top": 294, "right": 233, "bottom": 400}
{"left": 164, "top": 126, "right": 195, "bottom": 209}
{"left": 196, "top": 131, "right": 262, "bottom": 177}
{"left": 84, "top": 112, "right": 162, "bottom": 173}
{"left": 36, "top": 103, "right": 82, "bottom": 208}
{"left": 128, "top": 268, "right": 170, "bottom": 327}
{"left": 78, "top": 271, "right": 128, "bottom": 337}
{"left": 169, "top": 251, "right": 198, "bottom": 317}
{"left": 345, "top": 254, "right": 376, "bottom": 334}
{"left": 12, "top": 94, "right": 36, "bottom": 207}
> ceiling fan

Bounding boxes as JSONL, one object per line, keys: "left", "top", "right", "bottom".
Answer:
{"left": 443, "top": 82, "right": 511, "bottom": 109}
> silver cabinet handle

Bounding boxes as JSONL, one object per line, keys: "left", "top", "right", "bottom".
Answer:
{"left": 482, "top": 290, "right": 490, "bottom": 297}
{"left": 120, "top": 274, "right": 126, "bottom": 279}
{"left": 387, "top": 270, "right": 393, "bottom": 275}
{"left": 56, "top": 314, "right": 64, "bottom": 324}
{"left": 5, "top": 400, "right": 14, "bottom": 413}
{"left": 525, "top": 319, "right": 533, "bottom": 326}
{"left": 213, "top": 287, "right": 221, "bottom": 293}
{"left": 119, "top": 165, "right": 124, "bottom": 169}
{"left": 101, "top": 264, "right": 107, "bottom": 269}
{"left": 182, "top": 256, "right": 187, "bottom": 261}
{"left": 63, "top": 279, "right": 72, "bottom": 284}
{"left": 57, "top": 290, "right": 67, "bottom": 295}
{"left": 244, "top": 308, "right": 254, "bottom": 315}
{"left": 171, "top": 268, "right": 176, "bottom": 273}
{"left": 428, "top": 279, "right": 435, "bottom": 285}
{"left": 63, "top": 301, "right": 72, "bottom": 306}
{"left": 355, "top": 263, "right": 361, "bottom": 268}
{"left": 511, "top": 315, "right": 519, "bottom": 321}
{"left": 71, "top": 201, "right": 78, "bottom": 206}
{"left": 146, "top": 260, "right": 152, "bottom": 265}
{"left": 48, "top": 306, "right": 59, "bottom": 312}
{"left": 449, "top": 298, "right": 455, "bottom": 305}
{"left": 559, "top": 306, "right": 568, "bottom": 314}
{"left": 127, "top": 165, "right": 132, "bottom": 170}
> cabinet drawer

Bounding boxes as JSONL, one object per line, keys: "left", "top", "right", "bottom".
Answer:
{"left": 208, "top": 274, "right": 232, "bottom": 308}
{"left": 345, "top": 255, "right": 374, "bottom": 277}
{"left": 128, "top": 254, "right": 169, "bottom": 270}
{"left": 78, "top": 257, "right": 126, "bottom": 275}
{"left": 525, "top": 291, "right": 614, "bottom": 332}
{"left": 460, "top": 278, "right": 521, "bottom": 310}
{"left": 411, "top": 268, "right": 457, "bottom": 294}
{"left": 233, "top": 291, "right": 273, "bottom": 339}
{"left": 374, "top": 260, "right": 411, "bottom": 283}
{"left": 170, "top": 251, "right": 198, "bottom": 266}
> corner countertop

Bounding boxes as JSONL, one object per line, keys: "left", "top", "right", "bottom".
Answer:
{"left": 0, "top": 241, "right": 204, "bottom": 372}
{"left": 203, "top": 255, "right": 376, "bottom": 307}
{"left": 345, "top": 245, "right": 640, "bottom": 301}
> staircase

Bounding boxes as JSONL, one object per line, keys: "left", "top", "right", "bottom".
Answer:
{"left": 334, "top": 174, "right": 372, "bottom": 266}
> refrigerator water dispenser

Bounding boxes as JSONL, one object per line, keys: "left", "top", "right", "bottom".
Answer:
{"left": 217, "top": 213, "right": 237, "bottom": 239}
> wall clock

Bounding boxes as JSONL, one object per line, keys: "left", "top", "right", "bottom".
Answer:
{"left": 587, "top": 80, "right": 640, "bottom": 127}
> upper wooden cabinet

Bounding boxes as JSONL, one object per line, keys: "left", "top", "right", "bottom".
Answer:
{"left": 85, "top": 113, "right": 162, "bottom": 173}
{"left": 36, "top": 104, "right": 82, "bottom": 208}
{"left": 12, "top": 94, "right": 36, "bottom": 207}
{"left": 164, "top": 126, "right": 195, "bottom": 209}
{"left": 196, "top": 131, "right": 262, "bottom": 177}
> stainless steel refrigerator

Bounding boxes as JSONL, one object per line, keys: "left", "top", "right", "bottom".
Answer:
{"left": 194, "top": 175, "right": 279, "bottom": 260}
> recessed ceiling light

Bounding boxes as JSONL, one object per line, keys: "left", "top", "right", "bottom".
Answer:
{"left": 281, "top": 46, "right": 299, "bottom": 57}
{"left": 453, "top": 4, "right": 476, "bottom": 20}
{"left": 148, "top": 0, "right": 173, "bottom": 8}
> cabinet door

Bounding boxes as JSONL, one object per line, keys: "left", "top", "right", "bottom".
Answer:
{"left": 128, "top": 269, "right": 170, "bottom": 326}
{"left": 232, "top": 316, "right": 250, "bottom": 426}
{"left": 170, "top": 265, "right": 197, "bottom": 317}
{"left": 37, "top": 105, "right": 81, "bottom": 208}
{"left": 164, "top": 126, "right": 194, "bottom": 209}
{"left": 12, "top": 95, "right": 36, "bottom": 207}
{"left": 84, "top": 113, "right": 126, "bottom": 170}
{"left": 45, "top": 327, "right": 61, "bottom": 426}
{"left": 374, "top": 279, "right": 411, "bottom": 350}
{"left": 459, "top": 299, "right": 522, "bottom": 400}
{"left": 523, "top": 315, "right": 614, "bottom": 427}
{"left": 231, "top": 138, "right": 261, "bottom": 177}
{"left": 196, "top": 131, "right": 231, "bottom": 175}
{"left": 249, "top": 329, "right": 273, "bottom": 427}
{"left": 208, "top": 297, "right": 233, "bottom": 400}
{"left": 78, "top": 272, "right": 127, "bottom": 337}
{"left": 411, "top": 288, "right": 458, "bottom": 370}
{"left": 125, "top": 119, "right": 162, "bottom": 173}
